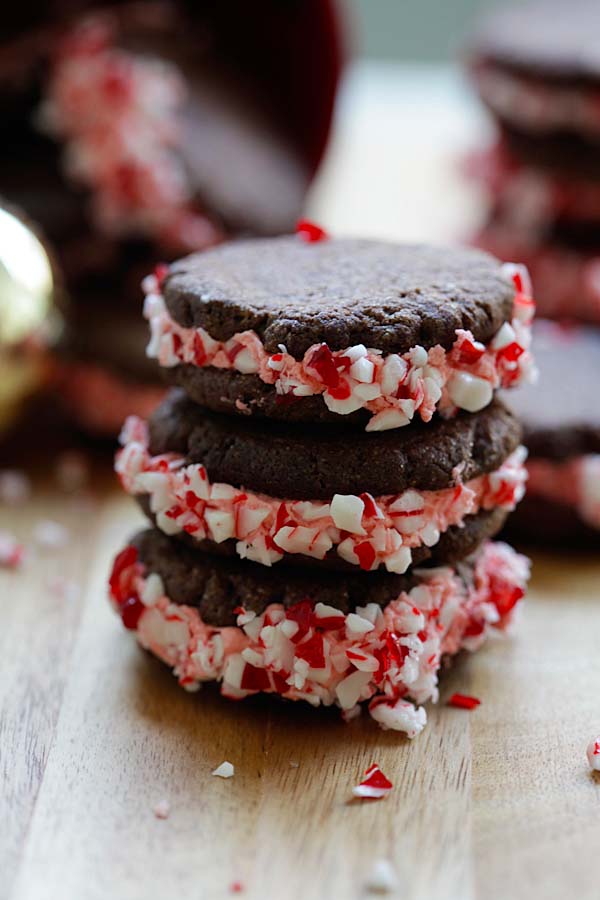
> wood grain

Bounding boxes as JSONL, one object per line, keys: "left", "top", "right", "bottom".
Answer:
{"left": 2, "top": 63, "right": 600, "bottom": 900}
{"left": 2, "top": 481, "right": 599, "bottom": 900}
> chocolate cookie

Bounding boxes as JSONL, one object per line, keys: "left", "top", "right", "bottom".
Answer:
{"left": 148, "top": 389, "right": 522, "bottom": 499}
{"left": 470, "top": 0, "right": 600, "bottom": 82}
{"left": 472, "top": 213, "right": 600, "bottom": 323}
{"left": 503, "top": 321, "right": 600, "bottom": 545}
{"left": 129, "top": 527, "right": 445, "bottom": 627}
{"left": 469, "top": 0, "right": 600, "bottom": 154}
{"left": 145, "top": 236, "right": 534, "bottom": 430}
{"left": 108, "top": 528, "right": 529, "bottom": 734}
{"left": 116, "top": 392, "right": 526, "bottom": 575}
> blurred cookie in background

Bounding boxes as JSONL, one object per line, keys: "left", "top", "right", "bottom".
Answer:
{"left": 0, "top": 1, "right": 343, "bottom": 437}
{"left": 503, "top": 320, "right": 600, "bottom": 547}
{"left": 466, "top": 0, "right": 600, "bottom": 324}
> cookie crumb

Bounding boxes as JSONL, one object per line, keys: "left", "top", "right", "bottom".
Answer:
{"left": 289, "top": 761, "right": 300, "bottom": 769}
{"left": 352, "top": 763, "right": 393, "bottom": 800}
{"left": 587, "top": 737, "right": 600, "bottom": 772}
{"left": 153, "top": 800, "right": 170, "bottom": 819}
{"left": 212, "top": 761, "right": 234, "bottom": 778}
{"left": 365, "top": 858, "right": 398, "bottom": 894}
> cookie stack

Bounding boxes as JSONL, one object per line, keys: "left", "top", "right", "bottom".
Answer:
{"left": 467, "top": 0, "right": 600, "bottom": 546}
{"left": 109, "top": 235, "right": 534, "bottom": 735}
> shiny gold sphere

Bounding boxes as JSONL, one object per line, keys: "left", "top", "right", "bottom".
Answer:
{"left": 0, "top": 205, "right": 59, "bottom": 432}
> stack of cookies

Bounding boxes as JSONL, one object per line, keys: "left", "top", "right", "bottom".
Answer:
{"left": 467, "top": 0, "right": 600, "bottom": 546}
{"left": 109, "top": 234, "right": 535, "bottom": 735}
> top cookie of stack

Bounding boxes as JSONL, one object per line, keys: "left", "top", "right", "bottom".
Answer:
{"left": 143, "top": 235, "right": 535, "bottom": 431}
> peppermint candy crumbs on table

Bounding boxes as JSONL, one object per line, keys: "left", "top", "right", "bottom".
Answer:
{"left": 587, "top": 737, "right": 600, "bottom": 772}
{"left": 448, "top": 693, "right": 481, "bottom": 710}
{"left": 352, "top": 763, "right": 393, "bottom": 800}
{"left": 33, "top": 520, "right": 69, "bottom": 549}
{"left": 296, "top": 219, "right": 328, "bottom": 242}
{"left": 212, "top": 761, "right": 235, "bottom": 778}
{"left": 365, "top": 858, "right": 399, "bottom": 895}
{"left": 0, "top": 531, "right": 25, "bottom": 569}
{"left": 229, "top": 881, "right": 245, "bottom": 894}
{"left": 153, "top": 800, "right": 170, "bottom": 819}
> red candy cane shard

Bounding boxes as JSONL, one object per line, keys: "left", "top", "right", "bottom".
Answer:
{"left": 296, "top": 219, "right": 328, "bottom": 243}
{"left": 448, "top": 693, "right": 481, "bottom": 710}
{"left": 352, "top": 763, "right": 393, "bottom": 799}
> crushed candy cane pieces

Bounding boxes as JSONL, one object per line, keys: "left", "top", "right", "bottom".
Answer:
{"left": 0, "top": 531, "right": 26, "bottom": 569}
{"left": 153, "top": 800, "right": 170, "bottom": 819}
{"left": 587, "top": 737, "right": 600, "bottom": 772}
{"left": 296, "top": 218, "right": 328, "bottom": 242}
{"left": 212, "top": 761, "right": 235, "bottom": 779}
{"left": 33, "top": 520, "right": 69, "bottom": 549}
{"left": 352, "top": 763, "right": 393, "bottom": 800}
{"left": 365, "top": 859, "right": 399, "bottom": 894}
{"left": 229, "top": 881, "right": 245, "bottom": 894}
{"left": 448, "top": 693, "right": 481, "bottom": 710}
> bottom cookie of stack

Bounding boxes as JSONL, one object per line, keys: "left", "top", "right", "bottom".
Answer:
{"left": 108, "top": 529, "right": 530, "bottom": 737}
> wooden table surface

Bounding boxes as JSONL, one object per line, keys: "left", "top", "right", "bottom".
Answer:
{"left": 2, "top": 65, "right": 600, "bottom": 900}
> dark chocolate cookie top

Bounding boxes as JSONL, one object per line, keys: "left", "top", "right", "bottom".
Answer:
{"left": 471, "top": 0, "right": 600, "bottom": 82}
{"left": 131, "top": 527, "right": 480, "bottom": 627}
{"left": 163, "top": 237, "right": 514, "bottom": 357}
{"left": 148, "top": 389, "right": 521, "bottom": 500}
{"left": 506, "top": 321, "right": 600, "bottom": 459}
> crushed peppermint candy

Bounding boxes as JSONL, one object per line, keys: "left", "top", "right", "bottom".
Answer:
{"left": 33, "top": 520, "right": 70, "bottom": 549}
{"left": 143, "top": 263, "right": 535, "bottom": 431}
{"left": 352, "top": 764, "right": 393, "bottom": 800}
{"left": 108, "top": 540, "right": 529, "bottom": 734}
{"left": 0, "top": 470, "right": 31, "bottom": 505}
{"left": 365, "top": 858, "right": 399, "bottom": 894}
{"left": 153, "top": 800, "right": 170, "bottom": 819}
{"left": 38, "top": 15, "right": 221, "bottom": 254}
{"left": 212, "top": 761, "right": 235, "bottom": 779}
{"left": 447, "top": 693, "right": 481, "bottom": 710}
{"left": 229, "top": 881, "right": 245, "bottom": 894}
{"left": 0, "top": 531, "right": 26, "bottom": 569}
{"left": 587, "top": 737, "right": 600, "bottom": 772}
{"left": 527, "top": 455, "right": 600, "bottom": 530}
{"left": 296, "top": 219, "right": 328, "bottom": 242}
{"left": 116, "top": 418, "right": 528, "bottom": 574}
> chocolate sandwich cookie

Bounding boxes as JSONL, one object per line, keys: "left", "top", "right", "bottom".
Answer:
{"left": 116, "top": 389, "right": 526, "bottom": 574}
{"left": 473, "top": 213, "right": 600, "bottom": 323}
{"left": 55, "top": 305, "right": 166, "bottom": 437}
{"left": 504, "top": 321, "right": 600, "bottom": 545}
{"left": 144, "top": 236, "right": 536, "bottom": 430}
{"left": 469, "top": 0, "right": 600, "bottom": 154}
{"left": 108, "top": 527, "right": 530, "bottom": 735}
{"left": 469, "top": 141, "right": 600, "bottom": 239}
